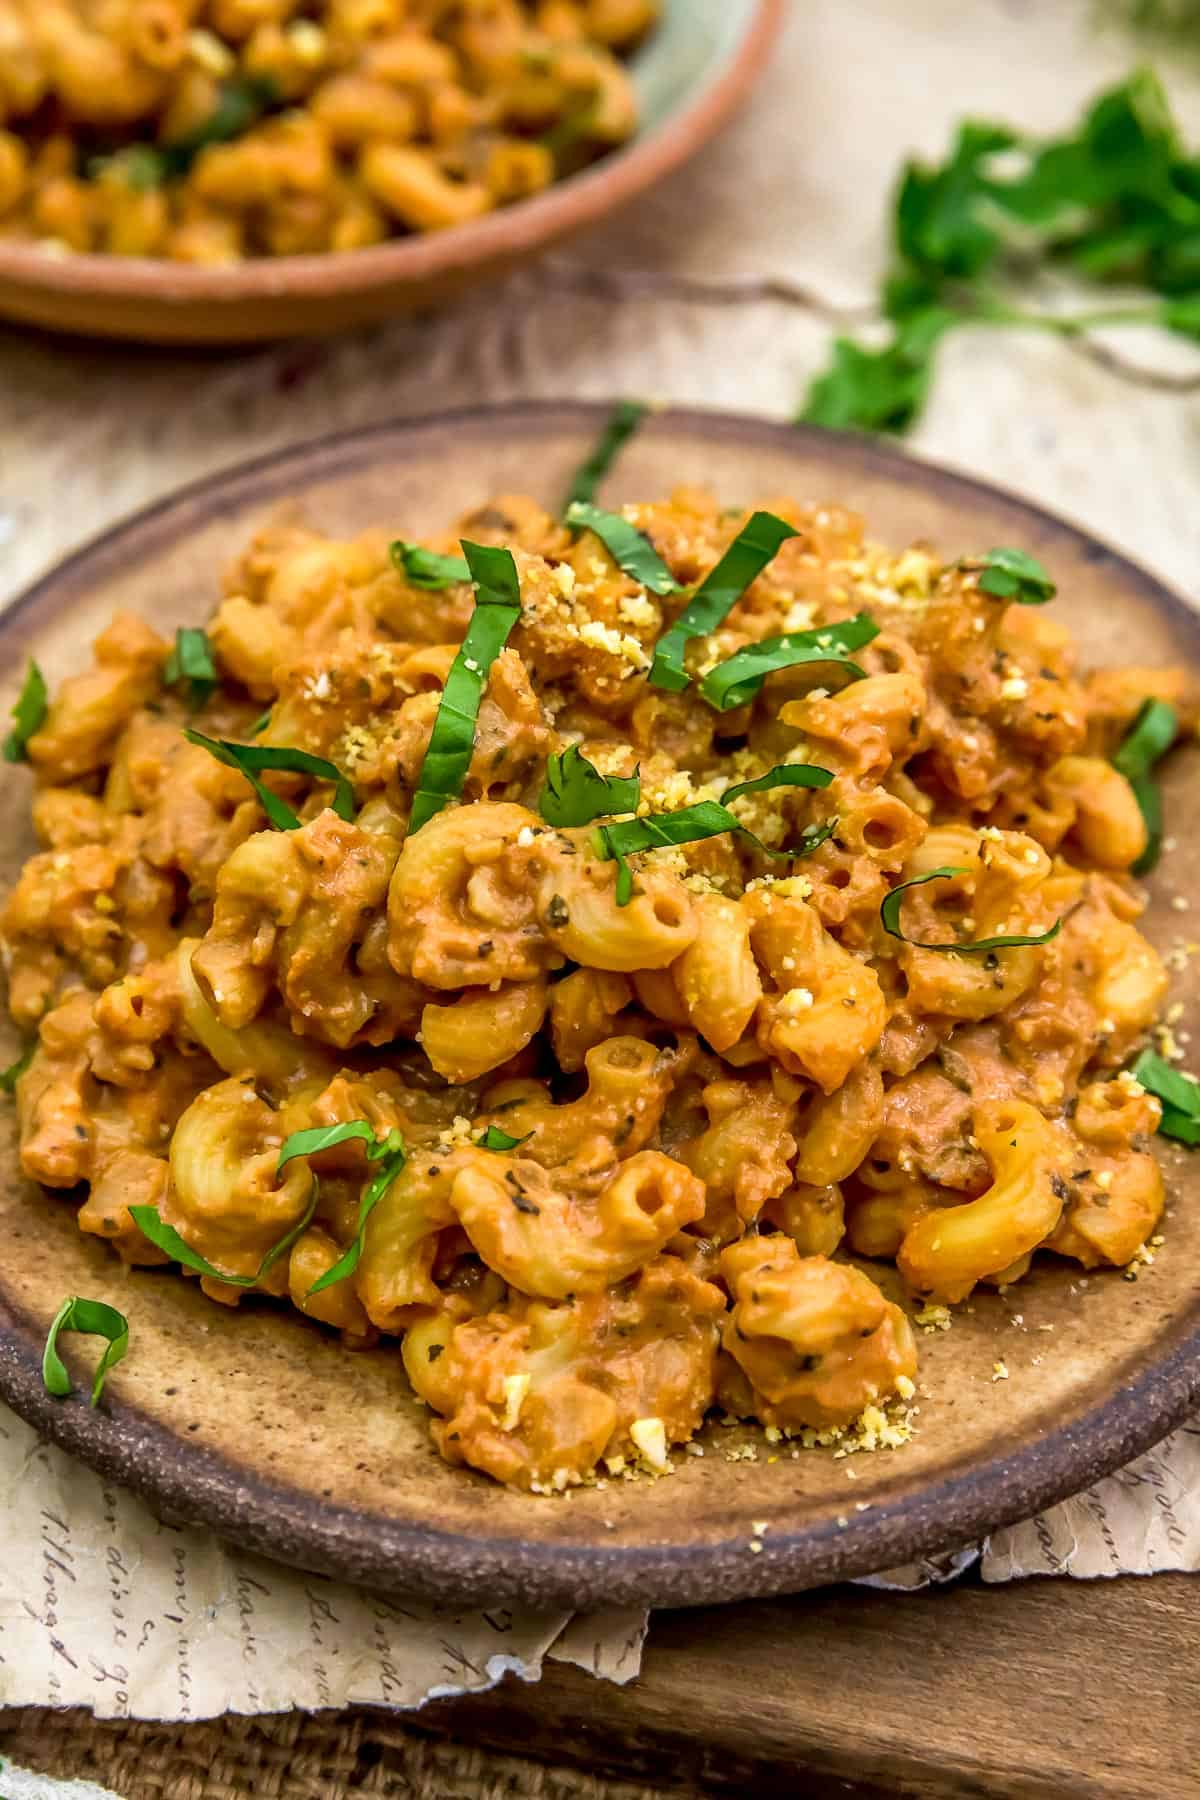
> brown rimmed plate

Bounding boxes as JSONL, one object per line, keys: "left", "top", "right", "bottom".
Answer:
{"left": 0, "top": 0, "right": 782, "bottom": 345}
{"left": 0, "top": 403, "right": 1197, "bottom": 1610}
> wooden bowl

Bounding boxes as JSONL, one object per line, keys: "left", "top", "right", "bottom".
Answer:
{"left": 0, "top": 403, "right": 1197, "bottom": 1609}
{"left": 0, "top": 1, "right": 782, "bottom": 345}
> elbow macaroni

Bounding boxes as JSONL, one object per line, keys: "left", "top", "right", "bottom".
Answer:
{"left": 3, "top": 481, "right": 1191, "bottom": 1491}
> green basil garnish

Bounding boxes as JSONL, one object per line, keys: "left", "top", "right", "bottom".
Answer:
{"left": 1132, "top": 1050, "right": 1200, "bottom": 1147}
{"left": 977, "top": 548, "right": 1056, "bottom": 605}
{"left": 563, "top": 400, "right": 648, "bottom": 510}
{"left": 722, "top": 763, "right": 834, "bottom": 805}
{"left": 184, "top": 729, "right": 354, "bottom": 832}
{"left": 539, "top": 744, "right": 641, "bottom": 828}
{"left": 564, "top": 502, "right": 683, "bottom": 597}
{"left": 477, "top": 1125, "right": 534, "bottom": 1151}
{"left": 880, "top": 865, "right": 1063, "bottom": 952}
{"left": 1112, "top": 697, "right": 1178, "bottom": 877}
{"left": 0, "top": 1043, "right": 33, "bottom": 1094}
{"left": 163, "top": 75, "right": 277, "bottom": 169}
{"left": 4, "top": 660, "right": 48, "bottom": 763}
{"left": 42, "top": 1296, "right": 129, "bottom": 1407}
{"left": 649, "top": 512, "right": 801, "bottom": 694}
{"left": 390, "top": 541, "right": 472, "bottom": 591}
{"left": 699, "top": 613, "right": 879, "bottom": 712}
{"left": 164, "top": 628, "right": 218, "bottom": 709}
{"left": 276, "top": 1119, "right": 408, "bottom": 1295}
{"left": 407, "top": 542, "right": 523, "bottom": 835}
{"left": 791, "top": 818, "right": 839, "bottom": 857}
{"left": 249, "top": 709, "right": 273, "bottom": 737}
{"left": 129, "top": 1189, "right": 318, "bottom": 1289}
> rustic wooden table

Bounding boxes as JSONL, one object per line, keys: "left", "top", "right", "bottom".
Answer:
{"left": 425, "top": 1572, "right": 1200, "bottom": 1798}
{"left": 2, "top": 3, "right": 1199, "bottom": 1796}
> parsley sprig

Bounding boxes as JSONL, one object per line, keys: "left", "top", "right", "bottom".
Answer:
{"left": 1112, "top": 697, "right": 1179, "bottom": 875}
{"left": 1133, "top": 1049, "right": 1200, "bottom": 1146}
{"left": 42, "top": 1296, "right": 129, "bottom": 1407}
{"left": 800, "top": 71, "right": 1200, "bottom": 434}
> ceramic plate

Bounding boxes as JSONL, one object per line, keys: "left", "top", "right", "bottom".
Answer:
{"left": 0, "top": 0, "right": 782, "bottom": 344}
{"left": 0, "top": 404, "right": 1197, "bottom": 1609}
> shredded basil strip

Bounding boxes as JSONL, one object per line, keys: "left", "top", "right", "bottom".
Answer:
{"left": 390, "top": 540, "right": 472, "bottom": 591}
{"left": 977, "top": 548, "right": 1056, "bottom": 605}
{"left": 1112, "top": 698, "right": 1178, "bottom": 877}
{"left": 249, "top": 709, "right": 273, "bottom": 737}
{"left": 593, "top": 768, "right": 838, "bottom": 904}
{"left": 539, "top": 744, "right": 641, "bottom": 828}
{"left": 184, "top": 729, "right": 354, "bottom": 831}
{"left": 699, "top": 613, "right": 880, "bottom": 712}
{"left": 722, "top": 763, "right": 834, "bottom": 805}
{"left": 1132, "top": 1050, "right": 1200, "bottom": 1147}
{"left": 129, "top": 1189, "right": 318, "bottom": 1288}
{"left": 407, "top": 542, "right": 523, "bottom": 835}
{"left": 880, "top": 865, "right": 1063, "bottom": 952}
{"left": 162, "top": 75, "right": 278, "bottom": 170}
{"left": 42, "top": 1296, "right": 129, "bottom": 1407}
{"left": 564, "top": 502, "right": 683, "bottom": 597}
{"left": 273, "top": 1121, "right": 408, "bottom": 1296}
{"left": 164, "top": 628, "right": 218, "bottom": 708}
{"left": 649, "top": 512, "right": 801, "bottom": 694}
{"left": 0, "top": 1043, "right": 33, "bottom": 1094}
{"left": 563, "top": 401, "right": 648, "bottom": 510}
{"left": 4, "top": 660, "right": 48, "bottom": 763}
{"left": 477, "top": 1125, "right": 533, "bottom": 1151}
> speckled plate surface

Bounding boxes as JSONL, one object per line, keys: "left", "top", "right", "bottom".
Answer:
{"left": 0, "top": 403, "right": 1197, "bottom": 1610}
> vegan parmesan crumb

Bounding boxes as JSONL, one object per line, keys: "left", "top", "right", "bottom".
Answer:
{"left": 914, "top": 1302, "right": 953, "bottom": 1334}
{"left": 992, "top": 1360, "right": 1009, "bottom": 1383}
{"left": 630, "top": 1416, "right": 670, "bottom": 1473}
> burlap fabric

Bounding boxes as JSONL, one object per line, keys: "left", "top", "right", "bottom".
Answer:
{"left": 0, "top": 1709, "right": 675, "bottom": 1800}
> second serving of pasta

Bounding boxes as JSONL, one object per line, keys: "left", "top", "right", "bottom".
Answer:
{"left": 4, "top": 464, "right": 1194, "bottom": 1492}
{"left": 0, "top": 0, "right": 655, "bottom": 262}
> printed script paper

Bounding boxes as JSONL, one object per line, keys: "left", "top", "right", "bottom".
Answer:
{"left": 0, "top": 1402, "right": 644, "bottom": 1721}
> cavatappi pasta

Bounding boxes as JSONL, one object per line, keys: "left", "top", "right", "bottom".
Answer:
{"left": 4, "top": 480, "right": 1196, "bottom": 1490}
{"left": 0, "top": 0, "right": 655, "bottom": 262}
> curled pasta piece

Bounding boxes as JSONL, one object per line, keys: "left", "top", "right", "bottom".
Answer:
{"left": 420, "top": 977, "right": 548, "bottom": 1083}
{"left": 479, "top": 1035, "right": 683, "bottom": 1169}
{"left": 447, "top": 1148, "right": 706, "bottom": 1299}
{"left": 720, "top": 1236, "right": 917, "bottom": 1430}
{"left": 678, "top": 1076, "right": 797, "bottom": 1230}
{"left": 748, "top": 891, "right": 887, "bottom": 1093}
{"left": 164, "top": 1076, "right": 314, "bottom": 1293}
{"left": 547, "top": 968, "right": 633, "bottom": 1072}
{"left": 792, "top": 1060, "right": 885, "bottom": 1186}
{"left": 897, "top": 1100, "right": 1071, "bottom": 1303}
{"left": 176, "top": 937, "right": 335, "bottom": 1092}
{"left": 1043, "top": 756, "right": 1149, "bottom": 870}
{"left": 1045, "top": 1076, "right": 1164, "bottom": 1269}
{"left": 671, "top": 892, "right": 761, "bottom": 1052}
{"left": 762, "top": 1183, "right": 845, "bottom": 1258}
{"left": 26, "top": 613, "right": 166, "bottom": 783}
{"left": 538, "top": 854, "right": 697, "bottom": 973}
{"left": 403, "top": 1256, "right": 725, "bottom": 1490}
{"left": 388, "top": 801, "right": 559, "bottom": 988}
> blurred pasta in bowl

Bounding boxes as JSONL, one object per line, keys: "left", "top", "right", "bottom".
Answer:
{"left": 0, "top": 0, "right": 782, "bottom": 339}
{"left": 6, "top": 407, "right": 1195, "bottom": 1498}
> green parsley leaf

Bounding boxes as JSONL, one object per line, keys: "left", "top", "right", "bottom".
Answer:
{"left": 164, "top": 627, "right": 218, "bottom": 708}
{"left": 880, "top": 865, "right": 1063, "bottom": 952}
{"left": 1113, "top": 697, "right": 1179, "bottom": 875}
{"left": 895, "top": 122, "right": 1017, "bottom": 279}
{"left": 42, "top": 1296, "right": 129, "bottom": 1407}
{"left": 407, "top": 543, "right": 523, "bottom": 835}
{"left": 649, "top": 512, "right": 801, "bottom": 693}
{"left": 538, "top": 744, "right": 641, "bottom": 828}
{"left": 699, "top": 613, "right": 880, "bottom": 712}
{"left": 3, "top": 660, "right": 48, "bottom": 763}
{"left": 477, "top": 1125, "right": 533, "bottom": 1151}
{"left": 1132, "top": 1049, "right": 1200, "bottom": 1147}
{"left": 184, "top": 730, "right": 355, "bottom": 831}
{"left": 798, "top": 308, "right": 957, "bottom": 434}
{"left": 249, "top": 709, "right": 273, "bottom": 737}
{"left": 790, "top": 818, "right": 840, "bottom": 857}
{"left": 129, "top": 1188, "right": 318, "bottom": 1288}
{"left": 390, "top": 541, "right": 472, "bottom": 590}
{"left": 977, "top": 548, "right": 1057, "bottom": 605}
{"left": 0, "top": 1043, "right": 33, "bottom": 1094}
{"left": 563, "top": 401, "right": 648, "bottom": 510}
{"left": 564, "top": 501, "right": 683, "bottom": 597}
{"left": 274, "top": 1120, "right": 408, "bottom": 1296}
